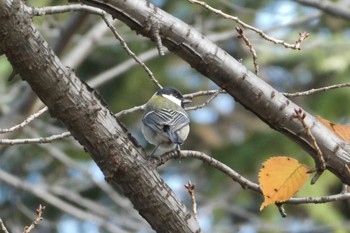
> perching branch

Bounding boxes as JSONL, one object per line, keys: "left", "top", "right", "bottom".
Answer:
{"left": 158, "top": 150, "right": 261, "bottom": 192}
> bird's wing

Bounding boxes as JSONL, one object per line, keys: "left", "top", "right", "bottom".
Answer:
{"left": 143, "top": 108, "right": 189, "bottom": 133}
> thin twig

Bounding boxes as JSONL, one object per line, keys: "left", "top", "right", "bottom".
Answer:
{"left": 0, "top": 219, "right": 9, "bottom": 233}
{"left": 0, "top": 104, "right": 143, "bottom": 145}
{"left": 184, "top": 181, "right": 199, "bottom": 222}
{"left": 341, "top": 184, "right": 348, "bottom": 194}
{"left": 275, "top": 203, "right": 287, "bottom": 218}
{"left": 27, "top": 4, "right": 105, "bottom": 16}
{"left": 293, "top": 108, "right": 325, "bottom": 184}
{"left": 286, "top": 192, "right": 350, "bottom": 204}
{"left": 236, "top": 27, "right": 259, "bottom": 75}
{"left": 185, "top": 89, "right": 223, "bottom": 111}
{"left": 188, "top": 0, "right": 309, "bottom": 49}
{"left": 284, "top": 82, "right": 350, "bottom": 97}
{"left": 294, "top": 32, "right": 310, "bottom": 50}
{"left": 183, "top": 89, "right": 226, "bottom": 100}
{"left": 0, "top": 169, "right": 128, "bottom": 232}
{"left": 101, "top": 14, "right": 162, "bottom": 89}
{"left": 8, "top": 70, "right": 19, "bottom": 82}
{"left": 114, "top": 104, "right": 145, "bottom": 118}
{"left": 0, "top": 107, "right": 48, "bottom": 134}
{"left": 0, "top": 132, "right": 71, "bottom": 145}
{"left": 23, "top": 204, "right": 46, "bottom": 233}
{"left": 37, "top": 143, "right": 132, "bottom": 210}
{"left": 29, "top": 4, "right": 162, "bottom": 89}
{"left": 88, "top": 48, "right": 161, "bottom": 88}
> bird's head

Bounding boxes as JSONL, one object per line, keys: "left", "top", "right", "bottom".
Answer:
{"left": 156, "top": 86, "right": 191, "bottom": 107}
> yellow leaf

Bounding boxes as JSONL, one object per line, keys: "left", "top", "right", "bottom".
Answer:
{"left": 258, "top": 156, "right": 309, "bottom": 210}
{"left": 316, "top": 115, "right": 350, "bottom": 142}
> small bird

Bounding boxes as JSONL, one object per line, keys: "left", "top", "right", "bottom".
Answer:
{"left": 142, "top": 86, "right": 190, "bottom": 156}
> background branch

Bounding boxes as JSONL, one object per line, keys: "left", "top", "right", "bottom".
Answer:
{"left": 283, "top": 82, "right": 350, "bottom": 97}
{"left": 296, "top": 0, "right": 350, "bottom": 21}
{"left": 188, "top": 0, "right": 309, "bottom": 49}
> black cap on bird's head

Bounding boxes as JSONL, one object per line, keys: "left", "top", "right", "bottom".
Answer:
{"left": 156, "top": 86, "right": 183, "bottom": 99}
{"left": 156, "top": 86, "right": 191, "bottom": 107}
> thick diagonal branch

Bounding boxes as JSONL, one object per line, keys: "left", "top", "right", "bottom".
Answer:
{"left": 0, "top": 1, "right": 199, "bottom": 232}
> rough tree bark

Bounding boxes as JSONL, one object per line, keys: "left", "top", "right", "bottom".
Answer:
{"left": 0, "top": 1, "right": 199, "bottom": 232}
{"left": 80, "top": 0, "right": 350, "bottom": 184}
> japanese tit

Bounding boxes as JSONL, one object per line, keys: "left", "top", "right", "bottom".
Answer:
{"left": 142, "top": 86, "right": 190, "bottom": 156}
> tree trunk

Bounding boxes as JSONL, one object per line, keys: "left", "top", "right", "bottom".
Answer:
{"left": 0, "top": 1, "right": 200, "bottom": 232}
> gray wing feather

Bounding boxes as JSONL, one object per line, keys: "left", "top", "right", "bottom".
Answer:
{"left": 143, "top": 109, "right": 189, "bottom": 133}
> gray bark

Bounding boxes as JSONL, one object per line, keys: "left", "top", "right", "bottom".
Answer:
{"left": 0, "top": 1, "right": 200, "bottom": 232}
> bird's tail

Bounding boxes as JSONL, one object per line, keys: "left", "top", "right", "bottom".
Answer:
{"left": 164, "top": 126, "right": 183, "bottom": 145}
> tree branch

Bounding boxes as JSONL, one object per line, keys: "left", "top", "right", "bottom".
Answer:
{"left": 29, "top": 4, "right": 162, "bottom": 88}
{"left": 0, "top": 168, "right": 129, "bottom": 233}
{"left": 236, "top": 26, "right": 259, "bottom": 75}
{"left": 283, "top": 82, "right": 350, "bottom": 98}
{"left": 0, "top": 107, "right": 48, "bottom": 134}
{"left": 23, "top": 205, "right": 46, "bottom": 233}
{"left": 188, "top": 0, "right": 309, "bottom": 49}
{"left": 0, "top": 1, "right": 199, "bottom": 232}
{"left": 0, "top": 132, "right": 71, "bottom": 145}
{"left": 78, "top": 0, "right": 350, "bottom": 185}
{"left": 160, "top": 150, "right": 350, "bottom": 206}
{"left": 158, "top": 150, "right": 261, "bottom": 192}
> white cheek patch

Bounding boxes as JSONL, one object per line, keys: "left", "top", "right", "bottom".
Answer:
{"left": 163, "top": 94, "right": 182, "bottom": 106}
